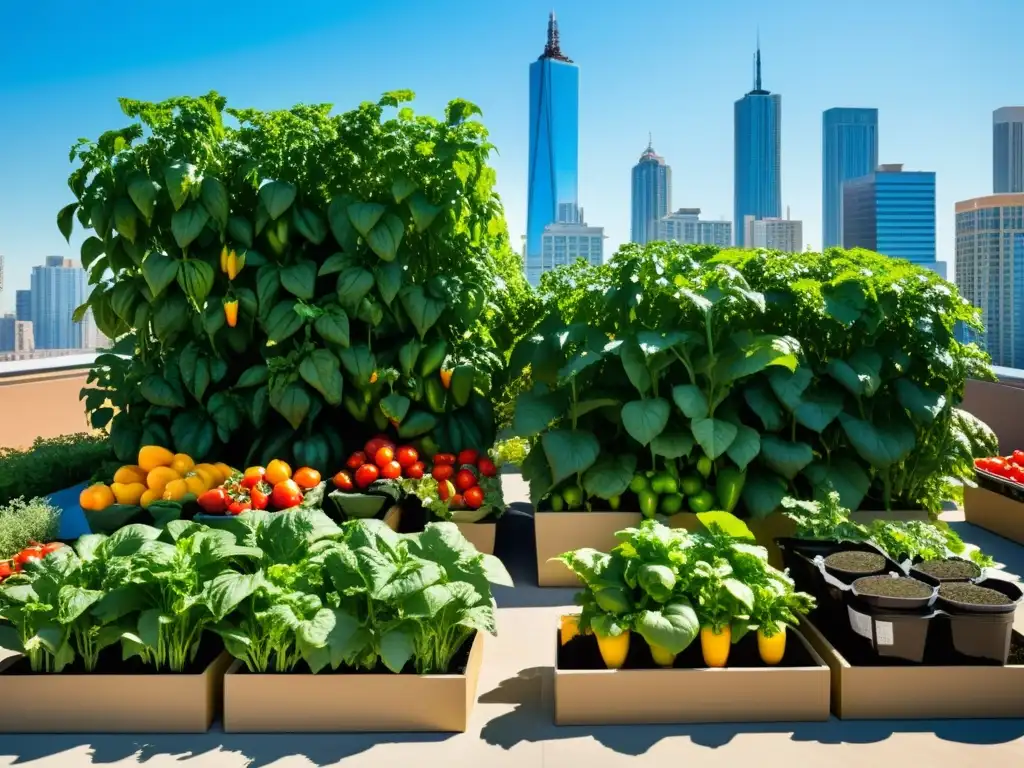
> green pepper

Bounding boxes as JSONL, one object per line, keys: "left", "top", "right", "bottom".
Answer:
{"left": 399, "top": 338, "right": 422, "bottom": 377}
{"left": 425, "top": 377, "right": 447, "bottom": 413}
{"left": 680, "top": 474, "right": 703, "bottom": 496}
{"left": 397, "top": 410, "right": 438, "bottom": 438}
{"left": 629, "top": 474, "right": 649, "bottom": 493}
{"left": 638, "top": 489, "right": 659, "bottom": 519}
{"left": 659, "top": 493, "right": 684, "bottom": 514}
{"left": 562, "top": 485, "right": 584, "bottom": 510}
{"left": 608, "top": 494, "right": 621, "bottom": 510}
{"left": 696, "top": 456, "right": 713, "bottom": 478}
{"left": 450, "top": 364, "right": 475, "bottom": 407}
{"left": 550, "top": 493, "right": 565, "bottom": 512}
{"left": 650, "top": 473, "right": 679, "bottom": 495}
{"left": 419, "top": 340, "right": 447, "bottom": 376}
{"left": 688, "top": 490, "right": 715, "bottom": 513}
{"left": 343, "top": 395, "right": 368, "bottom": 422}
{"left": 715, "top": 467, "right": 746, "bottom": 513}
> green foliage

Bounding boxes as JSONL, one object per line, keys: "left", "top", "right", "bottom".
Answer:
{"left": 0, "top": 434, "right": 115, "bottom": 506}
{"left": 0, "top": 498, "right": 61, "bottom": 560}
{"left": 66, "top": 91, "right": 524, "bottom": 471}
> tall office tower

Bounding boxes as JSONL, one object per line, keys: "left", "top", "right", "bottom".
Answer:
{"left": 822, "top": 108, "right": 879, "bottom": 248}
{"left": 955, "top": 194, "right": 1024, "bottom": 366}
{"left": 538, "top": 205, "right": 604, "bottom": 271}
{"left": 526, "top": 12, "right": 579, "bottom": 286}
{"left": 15, "top": 290, "right": 31, "bottom": 321}
{"left": 734, "top": 42, "right": 781, "bottom": 246}
{"left": 631, "top": 138, "right": 671, "bottom": 245}
{"left": 843, "top": 164, "right": 941, "bottom": 276}
{"left": 658, "top": 209, "right": 733, "bottom": 248}
{"left": 993, "top": 107, "right": 1024, "bottom": 194}
{"left": 745, "top": 215, "right": 804, "bottom": 252}
{"left": 30, "top": 256, "right": 86, "bottom": 349}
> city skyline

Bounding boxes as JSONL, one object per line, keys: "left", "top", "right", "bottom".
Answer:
{"left": 2, "top": 0, "right": 1022, "bottom": 306}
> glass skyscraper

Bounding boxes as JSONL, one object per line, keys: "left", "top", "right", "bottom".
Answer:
{"left": 30, "top": 256, "right": 86, "bottom": 349}
{"left": 630, "top": 139, "right": 671, "bottom": 245}
{"left": 993, "top": 107, "right": 1024, "bottom": 194}
{"left": 822, "top": 108, "right": 878, "bottom": 248}
{"left": 843, "top": 164, "right": 937, "bottom": 270}
{"left": 15, "top": 290, "right": 31, "bottom": 321}
{"left": 526, "top": 13, "right": 579, "bottom": 286}
{"left": 734, "top": 45, "right": 781, "bottom": 246}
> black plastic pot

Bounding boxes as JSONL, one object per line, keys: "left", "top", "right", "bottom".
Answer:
{"left": 847, "top": 604, "right": 934, "bottom": 662}
{"left": 851, "top": 576, "right": 938, "bottom": 611}
{"left": 936, "top": 579, "right": 1023, "bottom": 663}
{"left": 823, "top": 550, "right": 888, "bottom": 582}
{"left": 910, "top": 558, "right": 983, "bottom": 584}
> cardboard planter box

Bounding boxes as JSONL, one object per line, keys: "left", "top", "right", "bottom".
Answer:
{"left": 800, "top": 618, "right": 1024, "bottom": 719}
{"left": 455, "top": 520, "right": 497, "bottom": 555}
{"left": 222, "top": 631, "right": 485, "bottom": 732}
{"left": 554, "top": 622, "right": 831, "bottom": 725}
{"left": 964, "top": 485, "right": 1024, "bottom": 545}
{"left": 0, "top": 651, "right": 230, "bottom": 733}
{"left": 535, "top": 511, "right": 642, "bottom": 587}
{"left": 382, "top": 504, "right": 402, "bottom": 532}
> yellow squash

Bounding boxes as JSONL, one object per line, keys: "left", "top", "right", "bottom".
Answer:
{"left": 700, "top": 625, "right": 731, "bottom": 668}
{"left": 595, "top": 629, "right": 630, "bottom": 670}
{"left": 757, "top": 626, "right": 787, "bottom": 665}
{"left": 560, "top": 615, "right": 580, "bottom": 646}
{"left": 648, "top": 643, "right": 677, "bottom": 667}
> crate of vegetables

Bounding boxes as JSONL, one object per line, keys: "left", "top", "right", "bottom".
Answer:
{"left": 553, "top": 516, "right": 830, "bottom": 725}
{"left": 966, "top": 454, "right": 1024, "bottom": 545}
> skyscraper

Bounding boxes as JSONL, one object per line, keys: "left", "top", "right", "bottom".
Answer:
{"left": 30, "top": 256, "right": 87, "bottom": 349}
{"left": 15, "top": 290, "right": 31, "bottom": 321}
{"left": 526, "top": 12, "right": 579, "bottom": 286}
{"left": 822, "top": 108, "right": 879, "bottom": 248}
{"left": 658, "top": 209, "right": 732, "bottom": 248}
{"left": 745, "top": 215, "right": 804, "bottom": 252}
{"left": 955, "top": 194, "right": 1024, "bottom": 366}
{"left": 630, "top": 138, "right": 671, "bottom": 245}
{"left": 843, "top": 164, "right": 940, "bottom": 275}
{"left": 540, "top": 211, "right": 605, "bottom": 272}
{"left": 734, "top": 42, "right": 781, "bottom": 246}
{"left": 993, "top": 107, "right": 1024, "bottom": 194}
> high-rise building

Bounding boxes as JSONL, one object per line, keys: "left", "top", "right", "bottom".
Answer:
{"left": 631, "top": 138, "right": 671, "bottom": 245}
{"left": 993, "top": 107, "right": 1024, "bottom": 194}
{"left": 539, "top": 206, "right": 604, "bottom": 272}
{"left": 526, "top": 12, "right": 579, "bottom": 286}
{"left": 734, "top": 43, "right": 781, "bottom": 246}
{"left": 843, "top": 164, "right": 939, "bottom": 273}
{"left": 745, "top": 215, "right": 804, "bottom": 252}
{"left": 955, "top": 194, "right": 1024, "bottom": 366}
{"left": 0, "top": 254, "right": 5, "bottom": 297}
{"left": 658, "top": 209, "right": 732, "bottom": 248}
{"left": 15, "top": 290, "right": 31, "bottom": 321}
{"left": 30, "top": 256, "right": 87, "bottom": 350}
{"left": 0, "top": 314, "right": 13, "bottom": 352}
{"left": 822, "top": 108, "right": 879, "bottom": 248}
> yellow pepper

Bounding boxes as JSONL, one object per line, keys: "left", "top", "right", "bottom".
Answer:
{"left": 224, "top": 299, "right": 239, "bottom": 328}
{"left": 227, "top": 249, "right": 244, "bottom": 280}
{"left": 219, "top": 245, "right": 229, "bottom": 273}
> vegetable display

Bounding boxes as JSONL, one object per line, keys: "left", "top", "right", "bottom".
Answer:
{"left": 975, "top": 452, "right": 1024, "bottom": 485}
{"left": 0, "top": 497, "right": 61, "bottom": 563}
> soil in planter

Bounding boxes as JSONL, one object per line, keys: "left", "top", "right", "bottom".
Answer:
{"left": 556, "top": 630, "right": 816, "bottom": 670}
{"left": 914, "top": 559, "right": 982, "bottom": 581}
{"left": 853, "top": 576, "right": 932, "bottom": 599}
{"left": 2, "top": 636, "right": 223, "bottom": 676}
{"left": 938, "top": 582, "right": 1014, "bottom": 606}
{"left": 824, "top": 551, "right": 886, "bottom": 574}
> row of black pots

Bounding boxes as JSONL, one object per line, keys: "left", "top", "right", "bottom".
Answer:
{"left": 776, "top": 537, "right": 1023, "bottom": 665}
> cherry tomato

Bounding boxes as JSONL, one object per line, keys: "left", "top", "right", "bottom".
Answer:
{"left": 333, "top": 470, "right": 355, "bottom": 491}
{"left": 457, "top": 449, "right": 479, "bottom": 467}
{"left": 365, "top": 436, "right": 395, "bottom": 459}
{"left": 1011, "top": 466, "right": 1024, "bottom": 484}
{"left": 464, "top": 486, "right": 484, "bottom": 509}
{"left": 405, "top": 461, "right": 426, "bottom": 479}
{"left": 355, "top": 463, "right": 380, "bottom": 488}
{"left": 436, "top": 479, "right": 455, "bottom": 501}
{"left": 375, "top": 446, "right": 395, "bottom": 468}
{"left": 451, "top": 493, "right": 465, "bottom": 509}
{"left": 1014, "top": 450, "right": 1024, "bottom": 466}
{"left": 380, "top": 460, "right": 402, "bottom": 480}
{"left": 197, "top": 488, "right": 229, "bottom": 514}
{"left": 347, "top": 452, "right": 367, "bottom": 470}
{"left": 432, "top": 464, "right": 454, "bottom": 482}
{"left": 271, "top": 479, "right": 303, "bottom": 509}
{"left": 434, "top": 453, "right": 457, "bottom": 466}
{"left": 454, "top": 468, "right": 477, "bottom": 492}
{"left": 242, "top": 466, "right": 266, "bottom": 489}
{"left": 293, "top": 467, "right": 322, "bottom": 490}
{"left": 228, "top": 500, "right": 251, "bottom": 515}
{"left": 250, "top": 482, "right": 272, "bottom": 510}
{"left": 396, "top": 445, "right": 419, "bottom": 468}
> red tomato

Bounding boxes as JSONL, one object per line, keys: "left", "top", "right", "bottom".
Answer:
{"left": 355, "top": 463, "right": 380, "bottom": 488}
{"left": 346, "top": 452, "right": 367, "bottom": 470}
{"left": 228, "top": 500, "right": 251, "bottom": 515}
{"left": 374, "top": 446, "right": 395, "bottom": 468}
{"left": 197, "top": 488, "right": 229, "bottom": 514}
{"left": 365, "top": 436, "right": 395, "bottom": 459}
{"left": 432, "top": 464, "right": 454, "bottom": 482}
{"left": 477, "top": 457, "right": 497, "bottom": 477}
{"left": 242, "top": 466, "right": 266, "bottom": 489}
{"left": 271, "top": 479, "right": 303, "bottom": 509}
{"left": 333, "top": 470, "right": 355, "bottom": 491}
{"left": 15, "top": 547, "right": 43, "bottom": 568}
{"left": 405, "top": 461, "right": 426, "bottom": 479}
{"left": 1014, "top": 450, "right": 1024, "bottom": 466}
{"left": 396, "top": 445, "right": 419, "bottom": 468}
{"left": 451, "top": 493, "right": 465, "bottom": 509}
{"left": 454, "top": 468, "right": 477, "bottom": 492}
{"left": 464, "top": 486, "right": 484, "bottom": 509}
{"left": 436, "top": 479, "right": 455, "bottom": 501}
{"left": 250, "top": 482, "right": 271, "bottom": 510}
{"left": 433, "top": 453, "right": 456, "bottom": 466}
{"left": 1011, "top": 467, "right": 1024, "bottom": 484}
{"left": 293, "top": 467, "right": 322, "bottom": 490}
{"left": 381, "top": 460, "right": 402, "bottom": 480}
{"left": 457, "top": 449, "right": 479, "bottom": 467}
{"left": 0, "top": 561, "right": 12, "bottom": 580}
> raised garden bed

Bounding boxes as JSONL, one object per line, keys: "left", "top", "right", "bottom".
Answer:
{"left": 455, "top": 520, "right": 496, "bottom": 555}
{"left": 964, "top": 484, "right": 1024, "bottom": 546}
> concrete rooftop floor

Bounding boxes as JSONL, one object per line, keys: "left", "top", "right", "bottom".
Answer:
{"left": 2, "top": 474, "right": 1023, "bottom": 767}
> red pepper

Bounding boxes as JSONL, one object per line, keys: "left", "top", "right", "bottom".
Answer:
{"left": 228, "top": 500, "right": 251, "bottom": 515}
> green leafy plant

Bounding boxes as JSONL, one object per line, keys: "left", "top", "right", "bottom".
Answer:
{"left": 0, "top": 497, "right": 61, "bottom": 560}
{"left": 0, "top": 434, "right": 115, "bottom": 506}
{"left": 781, "top": 492, "right": 868, "bottom": 542}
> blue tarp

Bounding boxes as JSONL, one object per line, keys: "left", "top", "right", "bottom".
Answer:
{"left": 47, "top": 482, "right": 92, "bottom": 540}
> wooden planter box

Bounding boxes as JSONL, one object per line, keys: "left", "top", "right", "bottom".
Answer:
{"left": 964, "top": 485, "right": 1024, "bottom": 545}
{"left": 455, "top": 520, "right": 497, "bottom": 555}
{"left": 801, "top": 618, "right": 1024, "bottom": 719}
{"left": 0, "top": 651, "right": 230, "bottom": 733}
{"left": 554, "top": 622, "right": 830, "bottom": 725}
{"left": 534, "top": 511, "right": 643, "bottom": 587}
{"left": 222, "top": 632, "right": 485, "bottom": 732}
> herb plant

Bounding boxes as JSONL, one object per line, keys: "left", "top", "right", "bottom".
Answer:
{"left": 0, "top": 497, "right": 61, "bottom": 560}
{"left": 0, "top": 434, "right": 115, "bottom": 506}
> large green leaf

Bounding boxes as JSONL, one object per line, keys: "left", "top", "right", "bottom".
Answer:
{"left": 793, "top": 385, "right": 844, "bottom": 432}
{"left": 171, "top": 205, "right": 210, "bottom": 249}
{"left": 256, "top": 265, "right": 281, "bottom": 311}
{"left": 293, "top": 206, "right": 327, "bottom": 244}
{"left": 227, "top": 215, "right": 254, "bottom": 248}
{"left": 838, "top": 413, "right": 916, "bottom": 469}
{"left": 650, "top": 431, "right": 694, "bottom": 459}
{"left": 621, "top": 398, "right": 670, "bottom": 446}
{"left": 672, "top": 384, "right": 708, "bottom": 419}
{"left": 759, "top": 436, "right": 814, "bottom": 480}
{"left": 236, "top": 365, "right": 269, "bottom": 388}
{"left": 176, "top": 260, "right": 215, "bottom": 305}
{"left": 208, "top": 391, "right": 242, "bottom": 440}
{"left": 142, "top": 252, "right": 179, "bottom": 298}
{"left": 718, "top": 334, "right": 800, "bottom": 383}
{"left": 408, "top": 191, "right": 442, "bottom": 232}
{"left": 541, "top": 429, "right": 601, "bottom": 485}
{"left": 619, "top": 338, "right": 652, "bottom": 394}
{"left": 339, "top": 345, "right": 376, "bottom": 386}
{"left": 768, "top": 366, "right": 813, "bottom": 412}
{"left": 336, "top": 267, "right": 374, "bottom": 309}
{"left": 128, "top": 176, "right": 160, "bottom": 224}
{"left": 512, "top": 388, "right": 568, "bottom": 437}
{"left": 80, "top": 237, "right": 105, "bottom": 269}
{"left": 803, "top": 457, "right": 871, "bottom": 512}
{"left": 392, "top": 176, "right": 418, "bottom": 203}
{"left": 691, "top": 417, "right": 737, "bottom": 460}
{"left": 314, "top": 305, "right": 351, "bottom": 347}
{"left": 327, "top": 196, "right": 358, "bottom": 252}
{"left": 895, "top": 379, "right": 947, "bottom": 423}
{"left": 264, "top": 300, "right": 304, "bottom": 343}
{"left": 822, "top": 280, "right": 867, "bottom": 326}
{"left": 140, "top": 375, "right": 185, "bottom": 408}
{"left": 200, "top": 177, "right": 229, "bottom": 229}
{"left": 375, "top": 260, "right": 404, "bottom": 306}
{"left": 164, "top": 162, "right": 196, "bottom": 211}
{"left": 57, "top": 202, "right": 77, "bottom": 242}
{"left": 271, "top": 383, "right": 312, "bottom": 430}
{"left": 826, "top": 349, "right": 882, "bottom": 397}
{"left": 380, "top": 393, "right": 411, "bottom": 424}
{"left": 582, "top": 454, "right": 638, "bottom": 499}
{"left": 366, "top": 213, "right": 404, "bottom": 262}
{"left": 399, "top": 285, "right": 445, "bottom": 338}
{"left": 634, "top": 601, "right": 699, "bottom": 655}
{"left": 153, "top": 292, "right": 190, "bottom": 342}
{"left": 171, "top": 410, "right": 215, "bottom": 459}
{"left": 743, "top": 382, "right": 785, "bottom": 432}
{"left": 113, "top": 198, "right": 139, "bottom": 243}
{"left": 347, "top": 202, "right": 386, "bottom": 237}
{"left": 299, "top": 349, "right": 344, "bottom": 406}
{"left": 741, "top": 468, "right": 788, "bottom": 519}
{"left": 725, "top": 424, "right": 761, "bottom": 471}
{"left": 260, "top": 180, "right": 297, "bottom": 219}
{"left": 281, "top": 260, "right": 318, "bottom": 300}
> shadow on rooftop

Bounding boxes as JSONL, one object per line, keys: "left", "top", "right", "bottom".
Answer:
{"left": 479, "top": 666, "right": 1024, "bottom": 755}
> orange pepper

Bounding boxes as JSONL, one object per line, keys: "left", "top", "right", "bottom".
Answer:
{"left": 440, "top": 368, "right": 453, "bottom": 389}
{"left": 224, "top": 299, "right": 239, "bottom": 328}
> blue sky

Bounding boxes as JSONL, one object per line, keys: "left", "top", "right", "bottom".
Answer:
{"left": 1, "top": 0, "right": 1020, "bottom": 309}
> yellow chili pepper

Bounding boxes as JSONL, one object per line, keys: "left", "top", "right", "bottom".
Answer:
{"left": 226, "top": 249, "right": 245, "bottom": 281}
{"left": 224, "top": 299, "right": 239, "bottom": 328}
{"left": 220, "top": 245, "right": 229, "bottom": 273}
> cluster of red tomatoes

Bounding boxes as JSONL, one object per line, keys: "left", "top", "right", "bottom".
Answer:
{"left": 197, "top": 460, "right": 322, "bottom": 515}
{"left": 430, "top": 449, "right": 497, "bottom": 510}
{"left": 975, "top": 452, "right": 1024, "bottom": 483}
{"left": 0, "top": 541, "right": 65, "bottom": 581}
{"left": 333, "top": 435, "right": 425, "bottom": 491}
